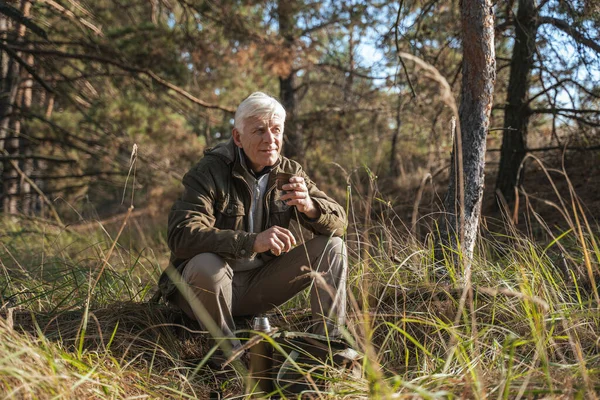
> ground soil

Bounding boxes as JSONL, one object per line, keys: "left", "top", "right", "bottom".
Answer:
{"left": 389, "top": 147, "right": 600, "bottom": 241}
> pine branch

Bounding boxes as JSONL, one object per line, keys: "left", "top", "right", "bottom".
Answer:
{"left": 30, "top": 171, "right": 127, "bottom": 180}
{"left": 488, "top": 144, "right": 600, "bottom": 152}
{"left": 1, "top": 149, "right": 62, "bottom": 226}
{"left": 6, "top": 45, "right": 236, "bottom": 113}
{"left": 0, "top": 2, "right": 48, "bottom": 39}
{"left": 529, "top": 108, "right": 599, "bottom": 115}
{"left": 0, "top": 154, "right": 76, "bottom": 163}
{"left": 538, "top": 16, "right": 600, "bottom": 54}
{"left": 0, "top": 41, "right": 54, "bottom": 93}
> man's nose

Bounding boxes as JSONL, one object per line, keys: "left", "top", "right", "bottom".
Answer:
{"left": 264, "top": 129, "right": 277, "bottom": 142}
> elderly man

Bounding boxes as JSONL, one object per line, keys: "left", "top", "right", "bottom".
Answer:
{"left": 158, "top": 92, "right": 347, "bottom": 364}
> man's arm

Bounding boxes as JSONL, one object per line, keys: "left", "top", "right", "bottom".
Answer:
{"left": 281, "top": 170, "right": 347, "bottom": 237}
{"left": 167, "top": 166, "right": 257, "bottom": 260}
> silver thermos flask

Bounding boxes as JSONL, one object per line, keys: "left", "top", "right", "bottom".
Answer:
{"left": 249, "top": 316, "right": 273, "bottom": 396}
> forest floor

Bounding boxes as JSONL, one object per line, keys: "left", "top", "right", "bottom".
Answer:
{"left": 389, "top": 147, "right": 600, "bottom": 241}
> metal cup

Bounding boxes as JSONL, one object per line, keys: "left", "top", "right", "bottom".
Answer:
{"left": 253, "top": 316, "right": 272, "bottom": 333}
{"left": 276, "top": 172, "right": 294, "bottom": 190}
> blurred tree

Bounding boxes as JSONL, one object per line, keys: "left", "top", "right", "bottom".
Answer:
{"left": 0, "top": 0, "right": 234, "bottom": 218}
{"left": 277, "top": 0, "right": 303, "bottom": 162}
{"left": 382, "top": 1, "right": 464, "bottom": 181}
{"left": 0, "top": 0, "right": 52, "bottom": 215}
{"left": 495, "top": 0, "right": 600, "bottom": 204}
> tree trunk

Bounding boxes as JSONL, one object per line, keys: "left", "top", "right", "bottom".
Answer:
{"left": 495, "top": 0, "right": 537, "bottom": 204}
{"left": 0, "top": 14, "right": 19, "bottom": 151}
{"left": 0, "top": 13, "right": 7, "bottom": 207}
{"left": 1, "top": 12, "right": 21, "bottom": 214}
{"left": 441, "top": 0, "right": 495, "bottom": 266}
{"left": 1, "top": 0, "right": 33, "bottom": 214}
{"left": 277, "top": 0, "right": 304, "bottom": 164}
{"left": 20, "top": 49, "right": 35, "bottom": 215}
{"left": 390, "top": 99, "right": 406, "bottom": 178}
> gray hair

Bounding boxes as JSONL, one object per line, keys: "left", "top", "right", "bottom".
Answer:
{"left": 234, "top": 92, "right": 286, "bottom": 133}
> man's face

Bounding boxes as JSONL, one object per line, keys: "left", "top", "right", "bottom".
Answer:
{"left": 232, "top": 115, "right": 284, "bottom": 172}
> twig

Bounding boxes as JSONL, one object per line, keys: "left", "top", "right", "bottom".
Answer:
{"left": 411, "top": 173, "right": 432, "bottom": 233}
{"left": 1, "top": 149, "right": 63, "bottom": 226}
{"left": 394, "top": 1, "right": 416, "bottom": 98}
{"left": 90, "top": 205, "right": 134, "bottom": 291}
{"left": 487, "top": 144, "right": 600, "bottom": 152}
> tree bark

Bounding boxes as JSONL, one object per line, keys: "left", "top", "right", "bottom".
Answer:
{"left": 441, "top": 0, "right": 495, "bottom": 266}
{"left": 1, "top": 0, "right": 33, "bottom": 215}
{"left": 20, "top": 48, "right": 34, "bottom": 215}
{"left": 495, "top": 0, "right": 537, "bottom": 204}
{"left": 278, "top": 0, "right": 304, "bottom": 164}
{"left": 0, "top": 14, "right": 20, "bottom": 152}
{"left": 390, "top": 99, "right": 406, "bottom": 178}
{"left": 1, "top": 9, "right": 22, "bottom": 214}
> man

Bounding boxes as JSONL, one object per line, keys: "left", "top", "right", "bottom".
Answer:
{"left": 158, "top": 92, "right": 347, "bottom": 365}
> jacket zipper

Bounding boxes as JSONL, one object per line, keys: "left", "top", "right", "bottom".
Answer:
{"left": 232, "top": 171, "right": 253, "bottom": 231}
{"left": 263, "top": 182, "right": 276, "bottom": 230}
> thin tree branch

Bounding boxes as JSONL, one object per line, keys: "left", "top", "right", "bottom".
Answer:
{"left": 0, "top": 41, "right": 55, "bottom": 94}
{"left": 538, "top": 16, "right": 600, "bottom": 53}
{"left": 0, "top": 2, "right": 48, "bottom": 39}
{"left": 394, "top": 0, "right": 416, "bottom": 98}
{"left": 315, "top": 62, "right": 392, "bottom": 80}
{"left": 300, "top": 17, "right": 341, "bottom": 36}
{"left": 1, "top": 149, "right": 62, "bottom": 226}
{"left": 529, "top": 107, "right": 599, "bottom": 114}
{"left": 38, "top": 0, "right": 103, "bottom": 36}
{"left": 488, "top": 144, "right": 600, "bottom": 152}
{"left": 29, "top": 171, "right": 127, "bottom": 180}
{"left": 0, "top": 154, "right": 77, "bottom": 163}
{"left": 6, "top": 46, "right": 236, "bottom": 113}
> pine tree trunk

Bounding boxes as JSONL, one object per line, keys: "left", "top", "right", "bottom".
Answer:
{"left": 1, "top": 0, "right": 33, "bottom": 215}
{"left": 440, "top": 0, "right": 495, "bottom": 266}
{"left": 0, "top": 15, "right": 18, "bottom": 151}
{"left": 495, "top": 0, "right": 537, "bottom": 204}
{"left": 390, "top": 100, "right": 406, "bottom": 178}
{"left": 277, "top": 0, "right": 304, "bottom": 164}
{"left": 20, "top": 49, "right": 34, "bottom": 215}
{"left": 0, "top": 12, "right": 21, "bottom": 214}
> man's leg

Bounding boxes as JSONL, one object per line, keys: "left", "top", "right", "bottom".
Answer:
{"left": 169, "top": 253, "right": 240, "bottom": 349}
{"left": 232, "top": 235, "right": 347, "bottom": 337}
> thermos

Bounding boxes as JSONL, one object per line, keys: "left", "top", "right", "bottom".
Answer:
{"left": 249, "top": 316, "right": 273, "bottom": 396}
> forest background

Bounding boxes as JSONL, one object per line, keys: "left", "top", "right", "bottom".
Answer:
{"left": 1, "top": 0, "right": 600, "bottom": 398}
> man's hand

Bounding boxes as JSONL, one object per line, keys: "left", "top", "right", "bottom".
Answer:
{"left": 253, "top": 226, "right": 297, "bottom": 256}
{"left": 281, "top": 176, "right": 320, "bottom": 219}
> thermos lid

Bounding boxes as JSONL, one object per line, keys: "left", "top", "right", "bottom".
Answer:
{"left": 252, "top": 316, "right": 271, "bottom": 332}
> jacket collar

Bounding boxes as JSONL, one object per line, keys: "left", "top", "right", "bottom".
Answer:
{"left": 204, "top": 138, "right": 237, "bottom": 164}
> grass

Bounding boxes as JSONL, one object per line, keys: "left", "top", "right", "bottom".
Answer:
{"left": 0, "top": 176, "right": 599, "bottom": 399}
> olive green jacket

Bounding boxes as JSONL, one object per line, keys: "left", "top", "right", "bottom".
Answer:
{"left": 158, "top": 139, "right": 347, "bottom": 299}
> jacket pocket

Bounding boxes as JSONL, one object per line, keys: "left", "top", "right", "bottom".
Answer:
{"left": 268, "top": 199, "right": 292, "bottom": 228}
{"left": 215, "top": 200, "right": 246, "bottom": 230}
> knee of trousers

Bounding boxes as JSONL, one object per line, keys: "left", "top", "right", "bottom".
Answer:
{"left": 312, "top": 236, "right": 347, "bottom": 275}
{"left": 181, "top": 253, "right": 233, "bottom": 292}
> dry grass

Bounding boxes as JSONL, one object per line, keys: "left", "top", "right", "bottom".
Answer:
{"left": 1, "top": 160, "right": 600, "bottom": 398}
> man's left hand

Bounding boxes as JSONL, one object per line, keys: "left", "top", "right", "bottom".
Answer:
{"left": 281, "top": 176, "right": 320, "bottom": 219}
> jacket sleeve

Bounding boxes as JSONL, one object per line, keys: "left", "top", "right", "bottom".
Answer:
{"left": 167, "top": 165, "right": 257, "bottom": 260}
{"left": 295, "top": 170, "right": 347, "bottom": 237}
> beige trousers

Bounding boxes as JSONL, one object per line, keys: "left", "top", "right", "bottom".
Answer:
{"left": 170, "top": 235, "right": 347, "bottom": 349}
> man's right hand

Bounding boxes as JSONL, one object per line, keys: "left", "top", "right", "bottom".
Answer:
{"left": 253, "top": 226, "right": 296, "bottom": 256}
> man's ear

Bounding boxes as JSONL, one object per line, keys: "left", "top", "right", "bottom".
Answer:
{"left": 232, "top": 128, "right": 243, "bottom": 148}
